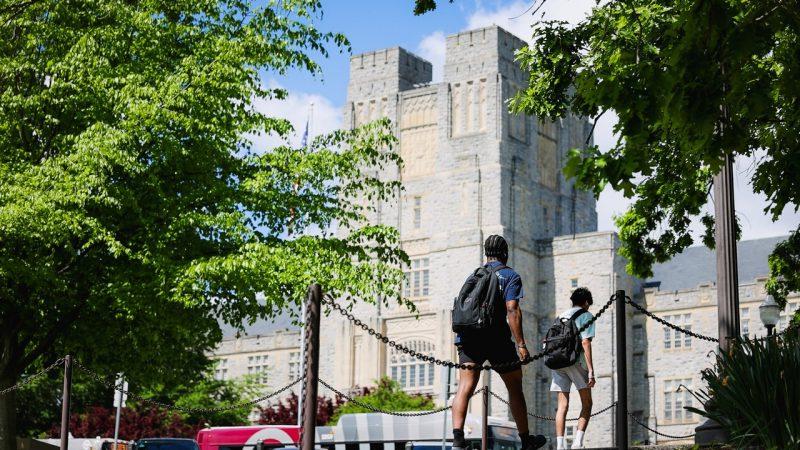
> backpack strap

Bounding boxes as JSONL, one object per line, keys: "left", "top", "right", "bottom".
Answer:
{"left": 569, "top": 308, "right": 588, "bottom": 322}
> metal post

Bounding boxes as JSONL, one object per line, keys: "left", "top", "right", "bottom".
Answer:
{"left": 713, "top": 154, "right": 740, "bottom": 352}
{"left": 614, "top": 290, "right": 628, "bottom": 450}
{"left": 441, "top": 367, "right": 451, "bottom": 450}
{"left": 481, "top": 385, "right": 488, "bottom": 450}
{"left": 301, "top": 284, "right": 322, "bottom": 450}
{"left": 113, "top": 376, "right": 123, "bottom": 450}
{"left": 60, "top": 355, "right": 73, "bottom": 450}
{"left": 696, "top": 155, "right": 740, "bottom": 445}
{"left": 297, "top": 299, "right": 307, "bottom": 426}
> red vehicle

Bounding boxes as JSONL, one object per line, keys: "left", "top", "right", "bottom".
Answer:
{"left": 197, "top": 426, "right": 300, "bottom": 450}
{"left": 197, "top": 413, "right": 518, "bottom": 450}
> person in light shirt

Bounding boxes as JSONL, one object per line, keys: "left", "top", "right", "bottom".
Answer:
{"left": 551, "top": 288, "right": 596, "bottom": 450}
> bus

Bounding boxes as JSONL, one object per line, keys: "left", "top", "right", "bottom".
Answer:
{"left": 197, "top": 413, "right": 521, "bottom": 450}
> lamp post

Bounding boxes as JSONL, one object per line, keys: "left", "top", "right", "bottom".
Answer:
{"left": 759, "top": 295, "right": 781, "bottom": 337}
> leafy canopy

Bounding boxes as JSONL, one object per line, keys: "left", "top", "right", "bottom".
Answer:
{"left": 0, "top": 0, "right": 406, "bottom": 412}
{"left": 329, "top": 377, "right": 435, "bottom": 424}
{"left": 503, "top": 0, "right": 800, "bottom": 303}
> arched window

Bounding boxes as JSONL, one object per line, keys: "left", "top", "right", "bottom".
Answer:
{"left": 388, "top": 339, "right": 436, "bottom": 391}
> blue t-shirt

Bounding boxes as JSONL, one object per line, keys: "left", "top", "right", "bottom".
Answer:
{"left": 455, "top": 261, "right": 523, "bottom": 344}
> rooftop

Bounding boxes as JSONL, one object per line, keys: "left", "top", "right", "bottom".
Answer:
{"left": 219, "top": 311, "right": 298, "bottom": 340}
{"left": 647, "top": 235, "right": 787, "bottom": 291}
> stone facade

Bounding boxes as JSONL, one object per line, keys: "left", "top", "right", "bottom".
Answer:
{"left": 209, "top": 25, "right": 797, "bottom": 449}
{"left": 325, "top": 25, "right": 597, "bottom": 422}
{"left": 629, "top": 257, "right": 800, "bottom": 445}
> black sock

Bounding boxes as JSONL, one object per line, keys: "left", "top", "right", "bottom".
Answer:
{"left": 453, "top": 429, "right": 466, "bottom": 448}
{"left": 519, "top": 431, "right": 529, "bottom": 442}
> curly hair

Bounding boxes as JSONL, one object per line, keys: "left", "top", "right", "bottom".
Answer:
{"left": 570, "top": 287, "right": 593, "bottom": 306}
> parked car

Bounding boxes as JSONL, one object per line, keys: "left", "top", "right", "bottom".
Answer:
{"left": 135, "top": 438, "right": 200, "bottom": 450}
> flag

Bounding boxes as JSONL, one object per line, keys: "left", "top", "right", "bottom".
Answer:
{"left": 300, "top": 120, "right": 309, "bottom": 148}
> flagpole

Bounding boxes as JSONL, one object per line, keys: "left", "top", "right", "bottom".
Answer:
{"left": 309, "top": 102, "right": 314, "bottom": 145}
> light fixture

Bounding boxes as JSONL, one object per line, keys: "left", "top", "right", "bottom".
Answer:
{"left": 759, "top": 294, "right": 781, "bottom": 336}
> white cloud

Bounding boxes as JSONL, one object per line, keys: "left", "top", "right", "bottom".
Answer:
{"left": 417, "top": 31, "right": 447, "bottom": 82}
{"left": 467, "top": 0, "right": 597, "bottom": 42}
{"left": 248, "top": 79, "right": 342, "bottom": 151}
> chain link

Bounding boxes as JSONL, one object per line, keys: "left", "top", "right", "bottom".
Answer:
{"left": 486, "top": 389, "right": 615, "bottom": 421}
{"left": 319, "top": 378, "right": 482, "bottom": 416}
{"left": 0, "top": 358, "right": 65, "bottom": 396}
{"left": 627, "top": 411, "right": 695, "bottom": 439}
{"left": 624, "top": 297, "right": 720, "bottom": 343}
{"left": 73, "top": 360, "right": 303, "bottom": 413}
{"left": 323, "top": 293, "right": 616, "bottom": 371}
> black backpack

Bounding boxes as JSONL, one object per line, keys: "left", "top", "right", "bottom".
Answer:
{"left": 543, "top": 309, "right": 589, "bottom": 370}
{"left": 451, "top": 264, "right": 506, "bottom": 334}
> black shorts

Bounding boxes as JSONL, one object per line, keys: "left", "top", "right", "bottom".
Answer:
{"left": 456, "top": 334, "right": 520, "bottom": 374}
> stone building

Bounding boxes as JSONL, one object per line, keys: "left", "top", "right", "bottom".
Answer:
{"left": 210, "top": 25, "right": 798, "bottom": 449}
{"left": 629, "top": 236, "right": 800, "bottom": 445}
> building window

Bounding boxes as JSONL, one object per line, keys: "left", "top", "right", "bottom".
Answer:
{"left": 663, "top": 314, "right": 692, "bottom": 349}
{"left": 664, "top": 379, "right": 694, "bottom": 423}
{"left": 570, "top": 278, "right": 578, "bottom": 288}
{"left": 389, "top": 339, "right": 436, "bottom": 391}
{"left": 403, "top": 257, "right": 430, "bottom": 300}
{"left": 683, "top": 314, "right": 692, "bottom": 348}
{"left": 214, "top": 358, "right": 228, "bottom": 381}
{"left": 779, "top": 302, "right": 800, "bottom": 331}
{"left": 741, "top": 308, "right": 749, "bottom": 337}
{"left": 289, "top": 351, "right": 301, "bottom": 380}
{"left": 247, "top": 354, "right": 269, "bottom": 384}
{"left": 413, "top": 196, "right": 422, "bottom": 229}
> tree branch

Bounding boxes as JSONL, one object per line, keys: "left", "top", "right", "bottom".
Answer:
{"left": 585, "top": 109, "right": 608, "bottom": 146}
{"left": 13, "top": 295, "right": 89, "bottom": 375}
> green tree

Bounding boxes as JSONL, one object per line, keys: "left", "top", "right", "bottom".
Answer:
{"left": 143, "top": 370, "right": 262, "bottom": 427}
{"left": 413, "top": 0, "right": 800, "bottom": 305}
{"left": 0, "top": 1, "right": 408, "bottom": 448}
{"left": 328, "top": 377, "right": 435, "bottom": 425}
{"left": 506, "top": 0, "right": 800, "bottom": 306}
{"left": 16, "top": 366, "right": 258, "bottom": 438}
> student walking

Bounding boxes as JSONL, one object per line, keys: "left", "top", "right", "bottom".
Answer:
{"left": 450, "top": 235, "right": 546, "bottom": 450}
{"left": 546, "top": 288, "right": 596, "bottom": 449}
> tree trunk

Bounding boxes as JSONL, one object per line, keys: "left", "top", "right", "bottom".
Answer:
{"left": 0, "top": 373, "right": 17, "bottom": 450}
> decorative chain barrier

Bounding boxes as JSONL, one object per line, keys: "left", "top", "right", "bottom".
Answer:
{"left": 319, "top": 378, "right": 482, "bottom": 416}
{"left": 627, "top": 411, "right": 696, "bottom": 439}
{"left": 323, "top": 293, "right": 616, "bottom": 372}
{"left": 624, "top": 296, "right": 799, "bottom": 343}
{"left": 0, "top": 358, "right": 65, "bottom": 396}
{"left": 624, "top": 297, "right": 720, "bottom": 343}
{"left": 73, "top": 360, "right": 304, "bottom": 413}
{"left": 487, "top": 389, "right": 616, "bottom": 421}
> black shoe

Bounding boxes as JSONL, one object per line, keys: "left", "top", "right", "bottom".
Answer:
{"left": 522, "top": 434, "right": 547, "bottom": 450}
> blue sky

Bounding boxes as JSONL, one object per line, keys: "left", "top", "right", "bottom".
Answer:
{"left": 258, "top": 0, "right": 799, "bottom": 242}
{"left": 271, "top": 1, "right": 468, "bottom": 106}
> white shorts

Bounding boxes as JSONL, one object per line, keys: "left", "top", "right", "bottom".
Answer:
{"left": 550, "top": 365, "right": 589, "bottom": 392}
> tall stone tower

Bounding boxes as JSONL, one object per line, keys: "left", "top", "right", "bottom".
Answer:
{"left": 318, "top": 24, "right": 598, "bottom": 426}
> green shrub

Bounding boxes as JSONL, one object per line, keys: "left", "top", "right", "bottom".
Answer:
{"left": 688, "top": 331, "right": 800, "bottom": 449}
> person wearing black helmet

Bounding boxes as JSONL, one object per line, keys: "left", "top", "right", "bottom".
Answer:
{"left": 450, "top": 235, "right": 547, "bottom": 450}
